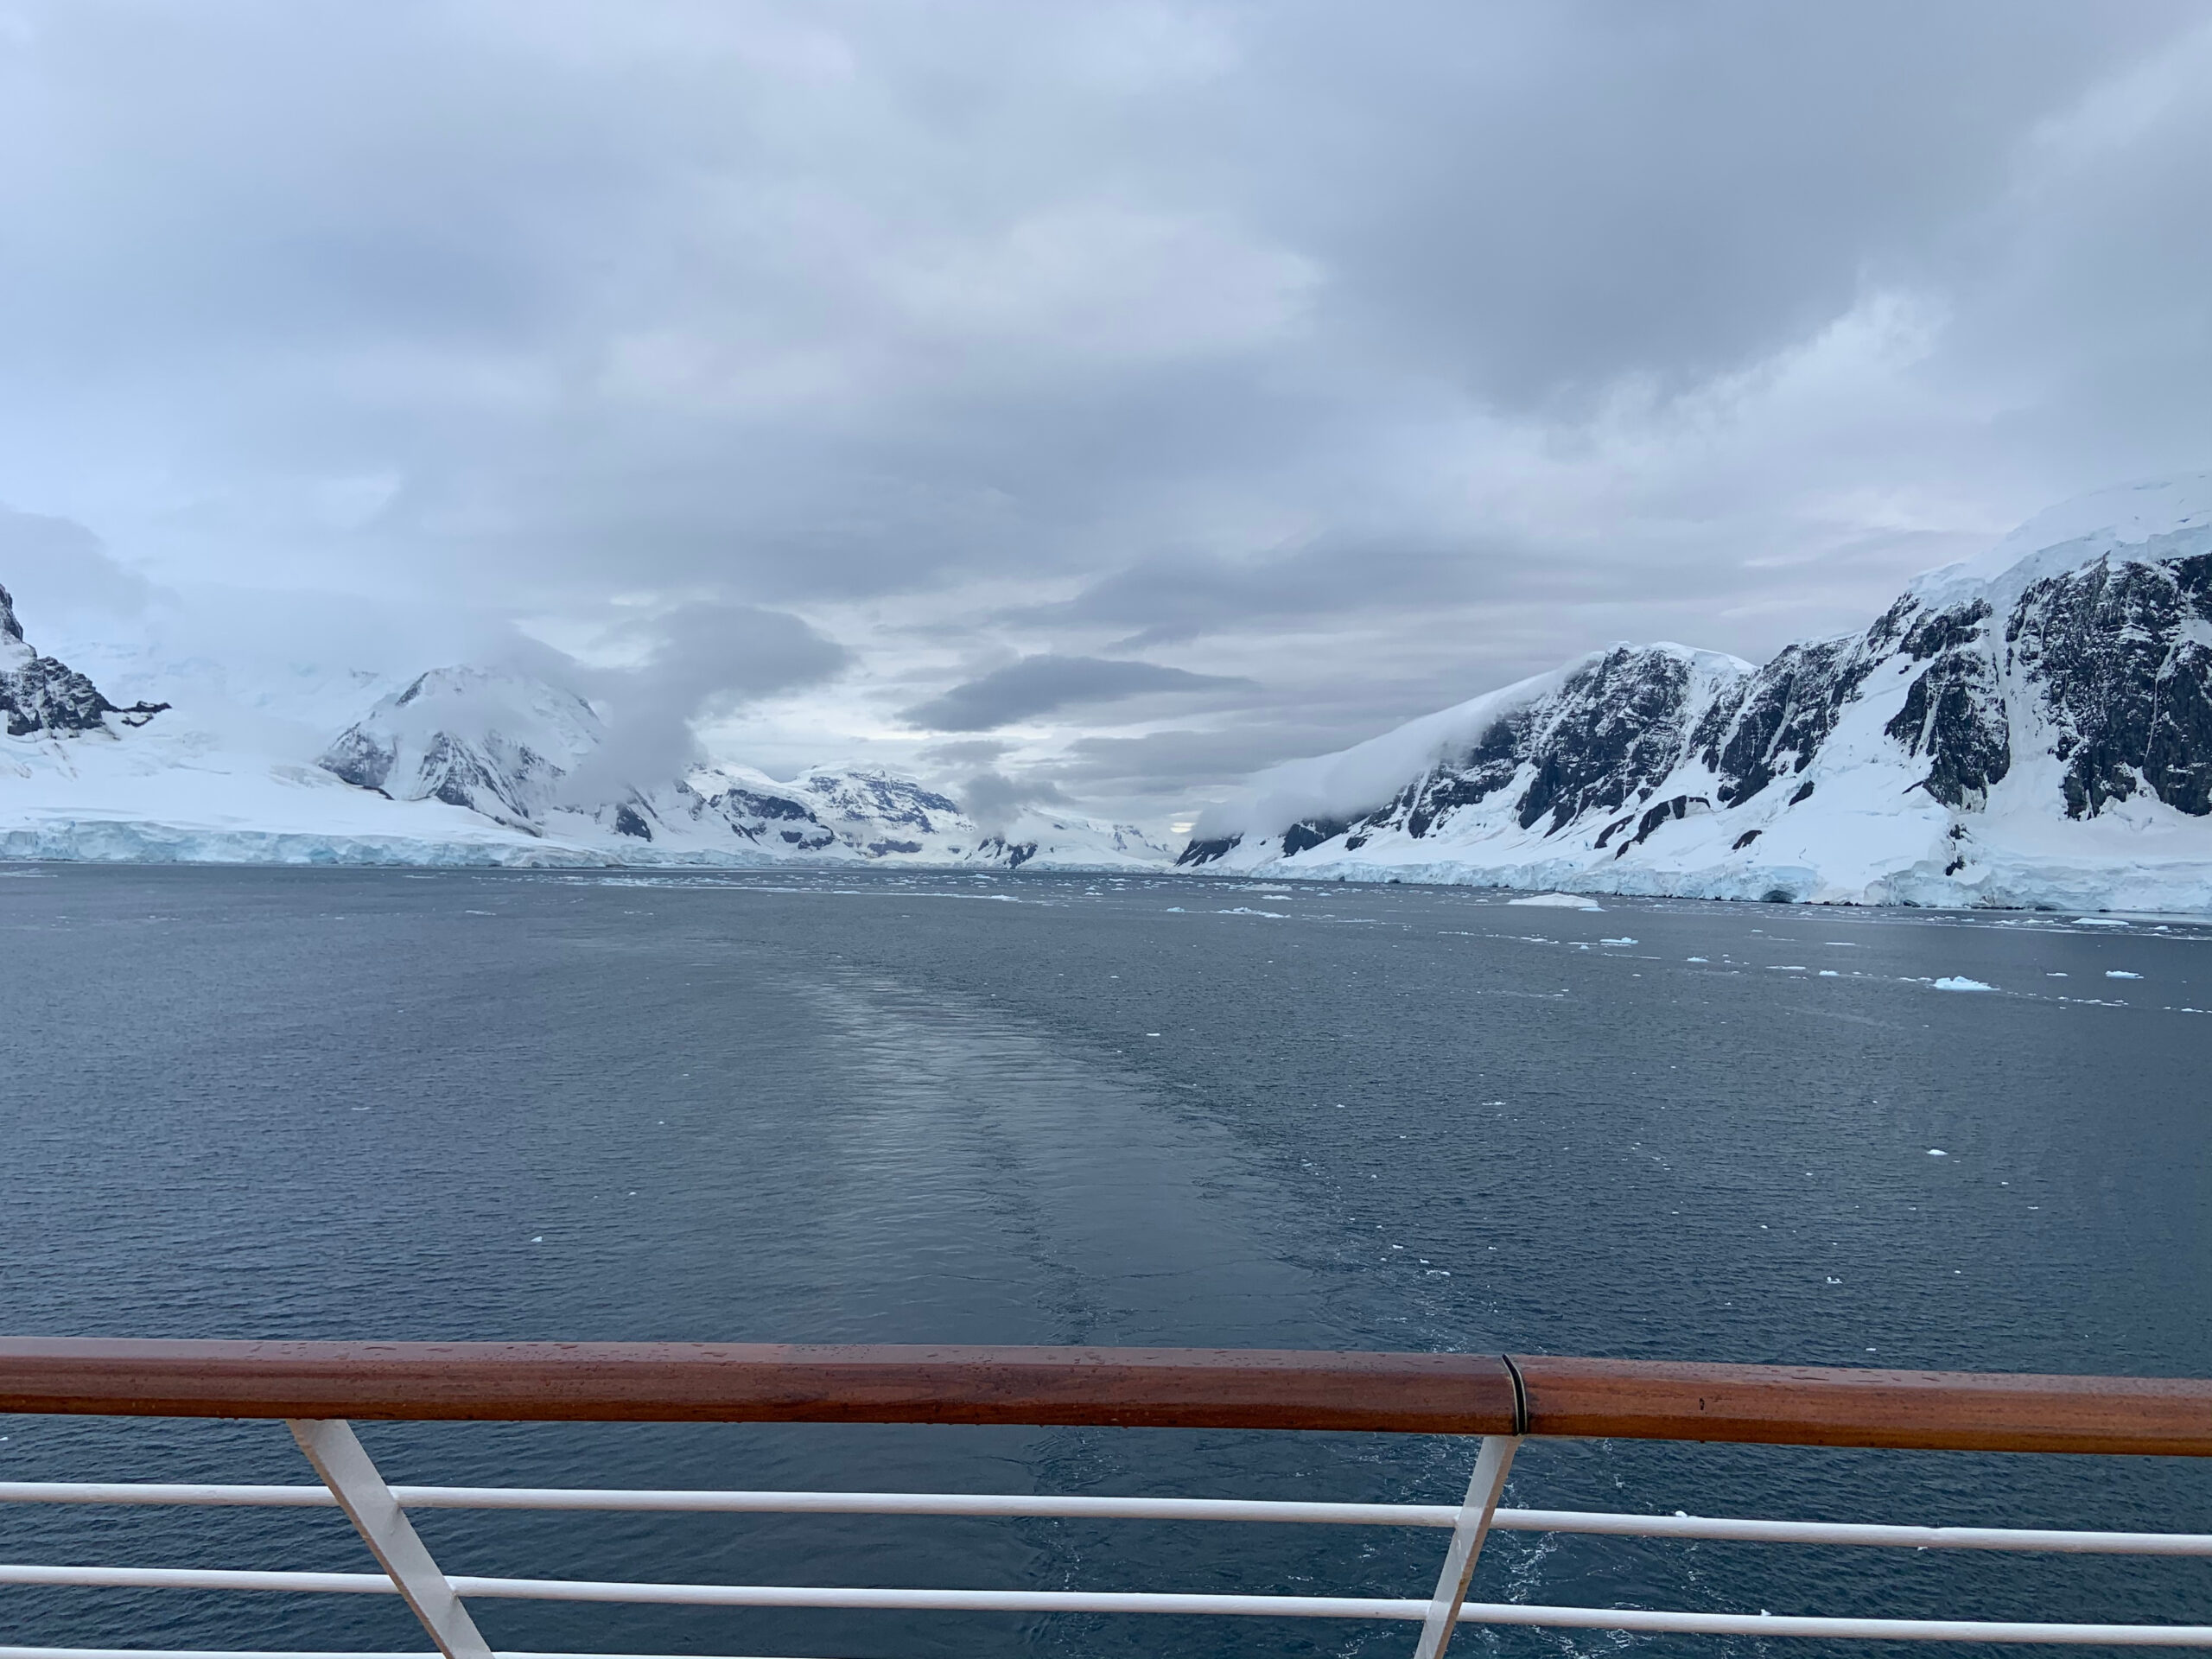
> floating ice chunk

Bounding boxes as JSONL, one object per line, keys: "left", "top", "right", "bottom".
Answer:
{"left": 2074, "top": 917, "right": 2130, "bottom": 927}
{"left": 1769, "top": 964, "right": 1808, "bottom": 971}
{"left": 1508, "top": 891, "right": 1602, "bottom": 910}
{"left": 2105, "top": 969, "right": 2142, "bottom": 979}
{"left": 1163, "top": 906, "right": 1186, "bottom": 912}
{"left": 1927, "top": 1148, "right": 1948, "bottom": 1157}
{"left": 1216, "top": 906, "right": 1287, "bottom": 918}
{"left": 1932, "top": 976, "right": 1995, "bottom": 992}
{"left": 1599, "top": 937, "right": 1637, "bottom": 945}
{"left": 1686, "top": 956, "right": 1708, "bottom": 963}
{"left": 1819, "top": 969, "right": 1840, "bottom": 976}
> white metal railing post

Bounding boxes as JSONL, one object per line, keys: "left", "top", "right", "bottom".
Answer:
{"left": 1413, "top": 1434, "right": 1520, "bottom": 1659}
{"left": 287, "top": 1419, "right": 493, "bottom": 1659}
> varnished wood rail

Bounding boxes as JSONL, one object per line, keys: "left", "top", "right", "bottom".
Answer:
{"left": 0, "top": 1339, "right": 2206, "bottom": 1453}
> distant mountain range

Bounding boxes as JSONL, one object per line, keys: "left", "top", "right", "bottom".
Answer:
{"left": 0, "top": 596, "right": 1164, "bottom": 870}
{"left": 1182, "top": 477, "right": 2212, "bottom": 912}
{"left": 6, "top": 477, "right": 2211, "bottom": 908}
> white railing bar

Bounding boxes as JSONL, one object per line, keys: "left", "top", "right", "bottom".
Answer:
{"left": 286, "top": 1421, "right": 489, "bottom": 1659}
{"left": 1415, "top": 1433, "right": 1517, "bottom": 1659}
{"left": 1494, "top": 1509, "right": 2212, "bottom": 1556}
{"left": 0, "top": 1653, "right": 842, "bottom": 1659}
{"left": 0, "top": 1482, "right": 1452, "bottom": 1525}
{"left": 0, "top": 1484, "right": 338, "bottom": 1507}
{"left": 0, "top": 1651, "right": 435, "bottom": 1659}
{"left": 0, "top": 1653, "right": 841, "bottom": 1659}
{"left": 8, "top": 1482, "right": 2209, "bottom": 1555}
{"left": 8, "top": 1565, "right": 2212, "bottom": 1643}
{"left": 0, "top": 1566, "right": 396, "bottom": 1594}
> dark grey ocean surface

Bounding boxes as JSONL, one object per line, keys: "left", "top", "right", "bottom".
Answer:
{"left": 1, "top": 864, "right": 2208, "bottom": 1657}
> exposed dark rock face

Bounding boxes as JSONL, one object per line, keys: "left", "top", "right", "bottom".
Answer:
{"left": 1703, "top": 636, "right": 1872, "bottom": 805}
{"left": 1613, "top": 792, "right": 1711, "bottom": 856}
{"left": 805, "top": 770, "right": 961, "bottom": 832}
{"left": 1511, "top": 648, "right": 1699, "bottom": 832}
{"left": 1281, "top": 817, "right": 1351, "bottom": 857}
{"left": 612, "top": 803, "right": 653, "bottom": 840}
{"left": 1885, "top": 648, "right": 2010, "bottom": 807}
{"left": 2005, "top": 542, "right": 2212, "bottom": 818}
{"left": 976, "top": 836, "right": 1037, "bottom": 868}
{"left": 322, "top": 716, "right": 560, "bottom": 833}
{"left": 1177, "top": 834, "right": 1242, "bottom": 867}
{"left": 689, "top": 779, "right": 841, "bottom": 851}
{"left": 1181, "top": 513, "right": 2212, "bottom": 875}
{"left": 1304, "top": 647, "right": 1722, "bottom": 855}
{"left": 0, "top": 582, "right": 166, "bottom": 737}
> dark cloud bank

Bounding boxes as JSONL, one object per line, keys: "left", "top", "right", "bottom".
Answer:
{"left": 2, "top": 2, "right": 2209, "bottom": 823}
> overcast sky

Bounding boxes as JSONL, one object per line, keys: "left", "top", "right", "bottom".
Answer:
{"left": 3, "top": 2, "right": 2209, "bottom": 830}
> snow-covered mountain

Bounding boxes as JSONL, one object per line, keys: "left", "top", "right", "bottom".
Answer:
{"left": 0, "top": 607, "right": 1168, "bottom": 870}
{"left": 305, "top": 666, "right": 1167, "bottom": 868}
{"left": 320, "top": 666, "right": 604, "bottom": 831}
{"left": 1, "top": 583, "right": 167, "bottom": 738}
{"left": 1182, "top": 477, "right": 2212, "bottom": 912}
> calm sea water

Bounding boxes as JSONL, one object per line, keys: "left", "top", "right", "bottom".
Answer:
{"left": 1, "top": 864, "right": 2208, "bottom": 1656}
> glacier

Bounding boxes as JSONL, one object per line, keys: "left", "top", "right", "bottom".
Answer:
{"left": 0, "top": 592, "right": 1168, "bottom": 873}
{"left": 1180, "top": 477, "right": 2212, "bottom": 913}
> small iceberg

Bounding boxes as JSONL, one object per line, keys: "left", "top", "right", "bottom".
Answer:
{"left": 2105, "top": 969, "right": 2142, "bottom": 979}
{"left": 1510, "top": 891, "right": 1601, "bottom": 910}
{"left": 1932, "top": 976, "right": 1996, "bottom": 993}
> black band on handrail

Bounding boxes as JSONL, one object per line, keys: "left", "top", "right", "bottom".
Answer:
{"left": 1500, "top": 1352, "right": 1529, "bottom": 1436}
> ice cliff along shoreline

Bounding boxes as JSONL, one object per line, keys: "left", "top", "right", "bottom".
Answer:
{"left": 1179, "top": 476, "right": 2212, "bottom": 912}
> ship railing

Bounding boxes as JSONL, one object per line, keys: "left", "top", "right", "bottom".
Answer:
{"left": 1, "top": 1338, "right": 2209, "bottom": 1658}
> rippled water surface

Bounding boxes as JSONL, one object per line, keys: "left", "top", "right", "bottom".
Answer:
{"left": 2, "top": 864, "right": 2208, "bottom": 1655}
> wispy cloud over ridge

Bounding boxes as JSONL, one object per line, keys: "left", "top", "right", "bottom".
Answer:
{"left": 902, "top": 654, "right": 1250, "bottom": 732}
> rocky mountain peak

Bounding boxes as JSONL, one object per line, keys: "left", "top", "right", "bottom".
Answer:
{"left": 0, "top": 580, "right": 167, "bottom": 738}
{"left": 1183, "top": 477, "right": 2212, "bottom": 908}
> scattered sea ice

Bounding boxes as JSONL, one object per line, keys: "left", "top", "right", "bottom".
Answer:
{"left": 1509, "top": 891, "right": 1602, "bottom": 910}
{"left": 2105, "top": 969, "right": 2142, "bottom": 979}
{"left": 1932, "top": 976, "right": 1995, "bottom": 992}
{"left": 2074, "top": 917, "right": 2130, "bottom": 927}
{"left": 1686, "top": 956, "right": 1708, "bottom": 963}
{"left": 1599, "top": 937, "right": 1637, "bottom": 945}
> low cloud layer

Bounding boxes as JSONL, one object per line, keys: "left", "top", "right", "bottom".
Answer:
{"left": 901, "top": 654, "right": 1251, "bottom": 732}
{"left": 559, "top": 603, "right": 850, "bottom": 798}
{"left": 3, "top": 3, "right": 2209, "bottom": 829}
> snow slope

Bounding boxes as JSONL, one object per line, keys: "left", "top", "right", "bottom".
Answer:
{"left": 1184, "top": 477, "right": 2212, "bottom": 912}
{"left": 0, "top": 602, "right": 1169, "bottom": 871}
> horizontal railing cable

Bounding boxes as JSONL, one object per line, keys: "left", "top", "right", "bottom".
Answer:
{"left": 7, "top": 1480, "right": 2211, "bottom": 1555}
{"left": 3, "top": 1564, "right": 2211, "bottom": 1645}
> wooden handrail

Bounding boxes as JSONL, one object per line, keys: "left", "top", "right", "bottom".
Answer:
{"left": 0, "top": 1341, "right": 1517, "bottom": 1433}
{"left": 1511, "top": 1356, "right": 2212, "bottom": 1456}
{"left": 0, "top": 1340, "right": 2205, "bottom": 1454}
